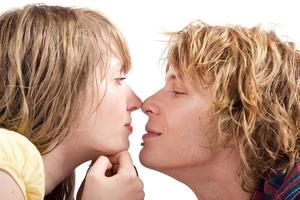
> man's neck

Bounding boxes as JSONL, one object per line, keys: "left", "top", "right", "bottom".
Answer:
{"left": 160, "top": 149, "right": 252, "bottom": 200}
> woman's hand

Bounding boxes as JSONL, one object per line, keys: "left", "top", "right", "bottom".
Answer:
{"left": 77, "top": 151, "right": 144, "bottom": 200}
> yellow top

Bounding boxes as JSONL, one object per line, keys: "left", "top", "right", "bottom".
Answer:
{"left": 0, "top": 128, "right": 45, "bottom": 200}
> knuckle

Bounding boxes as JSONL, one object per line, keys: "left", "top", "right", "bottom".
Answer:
{"left": 99, "top": 156, "right": 109, "bottom": 163}
{"left": 124, "top": 171, "right": 137, "bottom": 180}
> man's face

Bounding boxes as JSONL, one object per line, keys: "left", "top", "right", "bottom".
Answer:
{"left": 140, "top": 67, "right": 221, "bottom": 171}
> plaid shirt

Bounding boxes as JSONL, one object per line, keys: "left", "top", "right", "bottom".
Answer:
{"left": 251, "top": 161, "right": 300, "bottom": 200}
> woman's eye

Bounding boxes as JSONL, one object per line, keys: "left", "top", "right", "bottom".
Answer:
{"left": 115, "top": 77, "right": 127, "bottom": 85}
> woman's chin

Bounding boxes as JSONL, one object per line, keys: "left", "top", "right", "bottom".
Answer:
{"left": 92, "top": 142, "right": 129, "bottom": 157}
{"left": 108, "top": 142, "right": 130, "bottom": 154}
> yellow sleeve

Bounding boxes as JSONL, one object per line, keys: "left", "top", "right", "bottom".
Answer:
{"left": 0, "top": 128, "right": 45, "bottom": 200}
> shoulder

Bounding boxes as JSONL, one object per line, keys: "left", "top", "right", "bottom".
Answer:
{"left": 0, "top": 128, "right": 45, "bottom": 199}
{"left": 274, "top": 160, "right": 300, "bottom": 200}
{"left": 0, "top": 128, "right": 36, "bottom": 155}
{"left": 0, "top": 128, "right": 34, "bottom": 147}
{"left": 0, "top": 128, "right": 42, "bottom": 167}
{"left": 0, "top": 170, "right": 24, "bottom": 200}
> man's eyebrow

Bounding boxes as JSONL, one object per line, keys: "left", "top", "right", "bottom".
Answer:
{"left": 165, "top": 74, "right": 177, "bottom": 82}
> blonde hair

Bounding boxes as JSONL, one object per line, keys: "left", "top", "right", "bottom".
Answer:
{"left": 0, "top": 4, "right": 131, "bottom": 200}
{"left": 166, "top": 21, "right": 300, "bottom": 191}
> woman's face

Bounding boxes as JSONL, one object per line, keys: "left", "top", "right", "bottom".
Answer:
{"left": 71, "top": 56, "right": 142, "bottom": 157}
{"left": 139, "top": 67, "right": 220, "bottom": 171}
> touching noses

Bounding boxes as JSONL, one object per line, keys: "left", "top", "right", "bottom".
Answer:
{"left": 127, "top": 90, "right": 142, "bottom": 112}
{"left": 142, "top": 92, "right": 159, "bottom": 116}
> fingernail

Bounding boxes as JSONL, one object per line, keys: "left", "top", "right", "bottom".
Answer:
{"left": 133, "top": 165, "right": 139, "bottom": 176}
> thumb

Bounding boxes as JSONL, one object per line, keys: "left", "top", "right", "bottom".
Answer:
{"left": 88, "top": 156, "right": 113, "bottom": 177}
{"left": 117, "top": 152, "right": 136, "bottom": 176}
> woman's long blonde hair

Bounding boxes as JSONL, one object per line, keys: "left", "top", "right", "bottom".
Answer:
{"left": 0, "top": 4, "right": 131, "bottom": 199}
{"left": 166, "top": 21, "right": 300, "bottom": 191}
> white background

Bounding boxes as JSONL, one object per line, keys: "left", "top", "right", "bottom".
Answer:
{"left": 1, "top": 1, "right": 300, "bottom": 199}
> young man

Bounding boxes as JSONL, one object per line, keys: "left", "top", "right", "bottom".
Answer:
{"left": 140, "top": 22, "right": 300, "bottom": 200}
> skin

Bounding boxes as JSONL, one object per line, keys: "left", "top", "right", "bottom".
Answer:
{"left": 68, "top": 56, "right": 141, "bottom": 158}
{"left": 0, "top": 49, "right": 142, "bottom": 198}
{"left": 80, "top": 152, "right": 145, "bottom": 200}
{"left": 41, "top": 56, "right": 143, "bottom": 198}
{"left": 0, "top": 170, "right": 24, "bottom": 200}
{"left": 140, "top": 67, "right": 251, "bottom": 200}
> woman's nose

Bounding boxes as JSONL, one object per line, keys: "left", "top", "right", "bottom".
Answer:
{"left": 127, "top": 90, "right": 142, "bottom": 112}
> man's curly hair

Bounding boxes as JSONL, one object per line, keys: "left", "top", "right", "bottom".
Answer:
{"left": 166, "top": 21, "right": 300, "bottom": 191}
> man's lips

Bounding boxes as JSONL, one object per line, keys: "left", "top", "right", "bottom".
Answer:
{"left": 142, "top": 132, "right": 162, "bottom": 141}
{"left": 142, "top": 126, "right": 162, "bottom": 141}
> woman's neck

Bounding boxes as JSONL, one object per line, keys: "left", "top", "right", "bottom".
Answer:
{"left": 42, "top": 135, "right": 91, "bottom": 195}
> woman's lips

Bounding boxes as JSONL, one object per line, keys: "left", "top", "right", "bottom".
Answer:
{"left": 124, "top": 124, "right": 133, "bottom": 133}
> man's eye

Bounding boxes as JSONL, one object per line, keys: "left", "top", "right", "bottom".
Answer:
{"left": 115, "top": 77, "right": 127, "bottom": 85}
{"left": 172, "top": 91, "right": 185, "bottom": 95}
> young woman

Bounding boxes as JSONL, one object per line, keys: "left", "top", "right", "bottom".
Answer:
{"left": 0, "top": 4, "right": 144, "bottom": 200}
{"left": 140, "top": 22, "right": 300, "bottom": 200}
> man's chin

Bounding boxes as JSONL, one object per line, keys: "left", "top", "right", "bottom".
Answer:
{"left": 139, "top": 152, "right": 162, "bottom": 170}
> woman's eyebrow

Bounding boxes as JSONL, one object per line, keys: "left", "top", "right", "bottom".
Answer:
{"left": 112, "top": 63, "right": 124, "bottom": 75}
